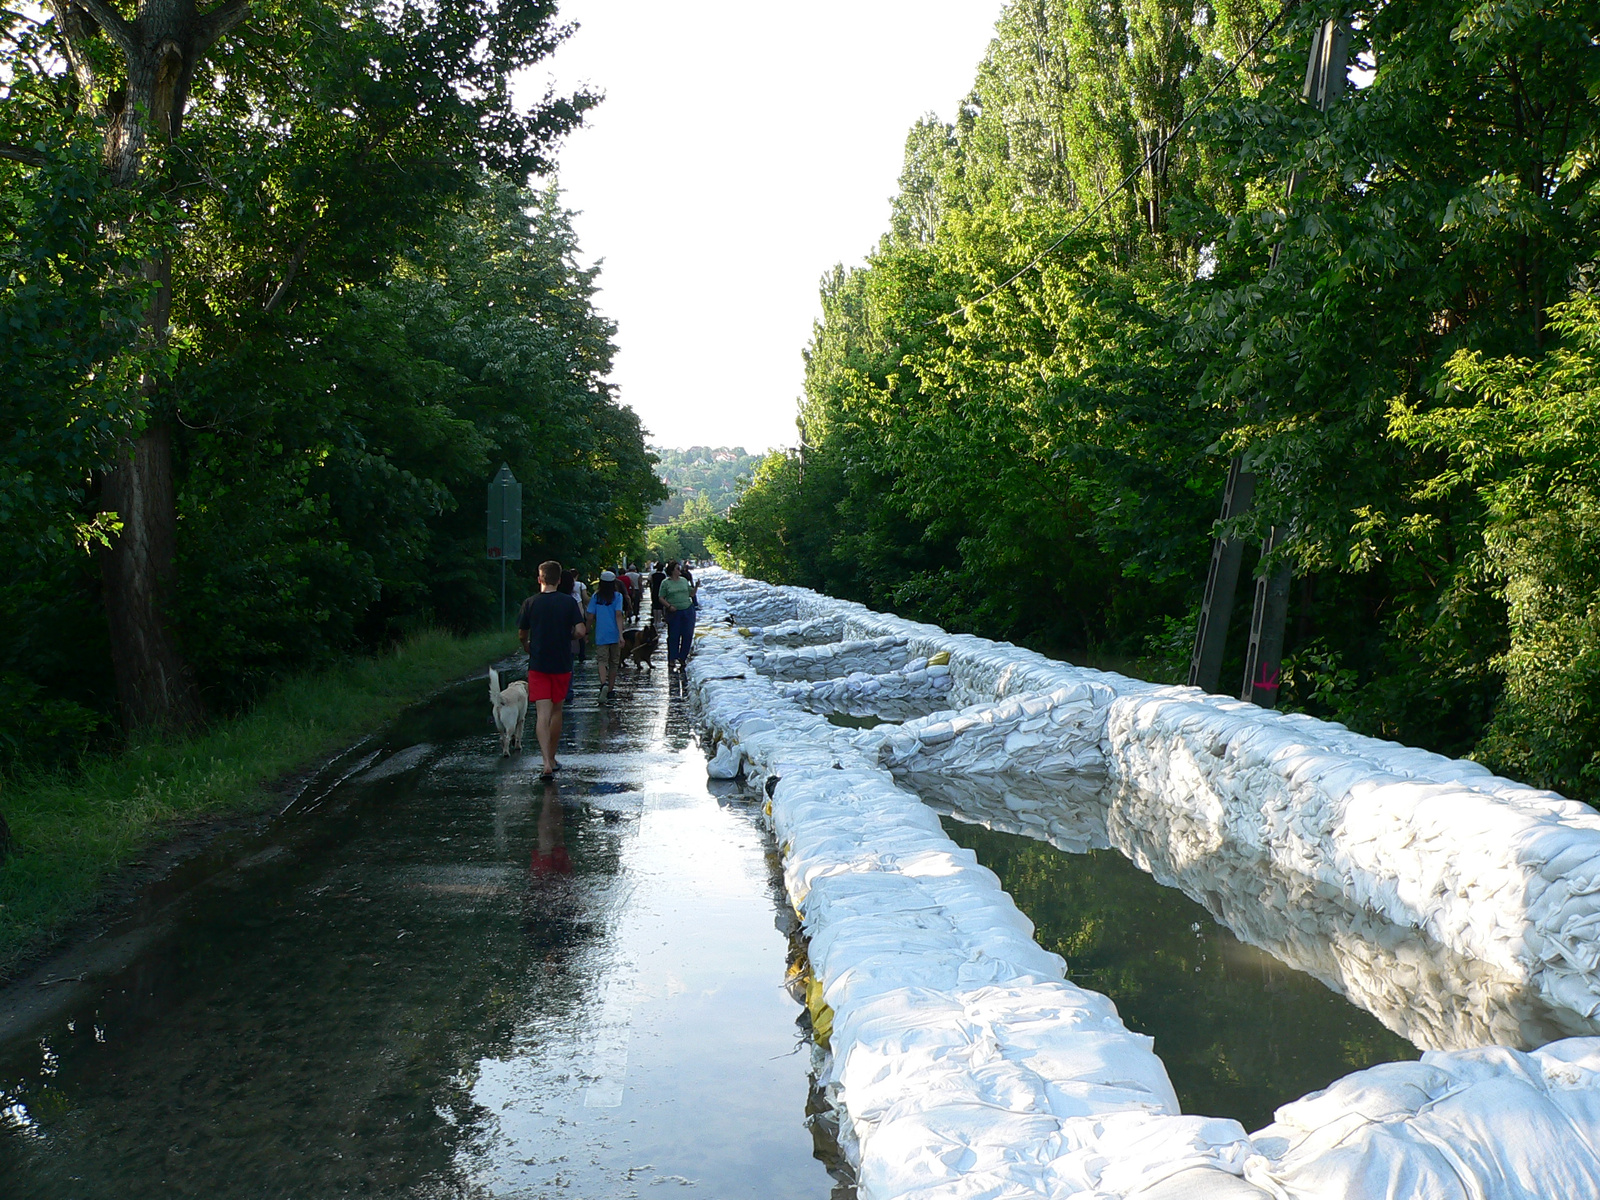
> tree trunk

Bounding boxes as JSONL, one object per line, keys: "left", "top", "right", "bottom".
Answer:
{"left": 102, "top": 120, "right": 202, "bottom": 729}
{"left": 82, "top": 0, "right": 246, "bottom": 730}
{"left": 102, "top": 423, "right": 202, "bottom": 728}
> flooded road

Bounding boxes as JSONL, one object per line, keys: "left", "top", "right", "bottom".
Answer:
{"left": 0, "top": 662, "right": 839, "bottom": 1199}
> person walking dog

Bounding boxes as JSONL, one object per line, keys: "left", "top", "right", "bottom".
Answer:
{"left": 659, "top": 561, "right": 698, "bottom": 672}
{"left": 517, "top": 560, "right": 587, "bottom": 781}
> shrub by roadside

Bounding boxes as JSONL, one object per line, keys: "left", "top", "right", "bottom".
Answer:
{"left": 0, "top": 629, "right": 515, "bottom": 976}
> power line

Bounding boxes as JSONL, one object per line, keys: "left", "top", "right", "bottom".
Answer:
{"left": 932, "top": 0, "right": 1302, "bottom": 325}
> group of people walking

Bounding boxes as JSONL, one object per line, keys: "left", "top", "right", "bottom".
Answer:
{"left": 515, "top": 557, "right": 700, "bottom": 779}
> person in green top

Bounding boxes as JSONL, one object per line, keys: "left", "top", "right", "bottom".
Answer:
{"left": 659, "top": 562, "right": 698, "bottom": 671}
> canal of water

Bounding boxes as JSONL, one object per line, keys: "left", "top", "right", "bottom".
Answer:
{"left": 936, "top": 816, "right": 1419, "bottom": 1133}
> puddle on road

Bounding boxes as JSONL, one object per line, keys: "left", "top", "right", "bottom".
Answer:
{"left": 0, "top": 666, "right": 844, "bottom": 1200}
{"left": 937, "top": 814, "right": 1420, "bottom": 1132}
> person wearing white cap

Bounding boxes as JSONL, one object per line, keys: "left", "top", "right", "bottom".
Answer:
{"left": 587, "top": 570, "right": 626, "bottom": 702}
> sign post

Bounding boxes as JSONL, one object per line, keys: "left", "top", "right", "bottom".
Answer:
{"left": 486, "top": 465, "right": 522, "bottom": 630}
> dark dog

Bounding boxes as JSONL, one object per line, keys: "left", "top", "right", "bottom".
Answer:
{"left": 621, "top": 622, "right": 659, "bottom": 670}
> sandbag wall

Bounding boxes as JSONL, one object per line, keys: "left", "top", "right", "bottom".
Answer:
{"left": 707, "top": 569, "right": 1600, "bottom": 1031}
{"left": 773, "top": 657, "right": 954, "bottom": 721}
{"left": 691, "top": 568, "right": 1600, "bottom": 1200}
{"left": 686, "top": 616, "right": 1263, "bottom": 1199}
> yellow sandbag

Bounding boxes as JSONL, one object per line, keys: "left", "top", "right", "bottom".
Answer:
{"left": 927, "top": 650, "right": 951, "bottom": 666}
{"left": 805, "top": 973, "right": 835, "bottom": 1047}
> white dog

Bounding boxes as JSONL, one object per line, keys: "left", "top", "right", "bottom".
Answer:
{"left": 489, "top": 667, "right": 528, "bottom": 756}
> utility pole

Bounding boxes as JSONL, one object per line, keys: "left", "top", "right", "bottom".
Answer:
{"left": 1189, "top": 15, "right": 1350, "bottom": 705}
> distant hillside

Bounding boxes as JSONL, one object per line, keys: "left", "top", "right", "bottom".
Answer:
{"left": 649, "top": 446, "right": 764, "bottom": 524}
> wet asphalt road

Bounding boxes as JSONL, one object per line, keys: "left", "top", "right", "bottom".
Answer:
{"left": 0, "top": 656, "right": 840, "bottom": 1199}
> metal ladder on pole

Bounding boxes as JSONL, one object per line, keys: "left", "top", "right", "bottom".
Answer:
{"left": 1188, "top": 16, "right": 1351, "bottom": 705}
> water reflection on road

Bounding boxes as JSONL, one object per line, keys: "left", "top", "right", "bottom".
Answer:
{"left": 0, "top": 662, "right": 840, "bottom": 1199}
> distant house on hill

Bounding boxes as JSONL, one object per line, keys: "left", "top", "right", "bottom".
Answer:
{"left": 647, "top": 445, "right": 766, "bottom": 525}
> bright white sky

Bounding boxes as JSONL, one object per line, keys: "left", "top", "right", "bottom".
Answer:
{"left": 517, "top": 1, "right": 1008, "bottom": 454}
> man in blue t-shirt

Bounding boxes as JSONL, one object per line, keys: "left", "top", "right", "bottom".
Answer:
{"left": 587, "top": 570, "right": 627, "bottom": 704}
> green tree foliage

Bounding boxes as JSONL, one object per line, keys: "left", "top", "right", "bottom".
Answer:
{"left": 0, "top": 3, "right": 662, "bottom": 764}
{"left": 705, "top": 451, "right": 808, "bottom": 581}
{"left": 162, "top": 179, "right": 662, "bottom": 696}
{"left": 648, "top": 494, "right": 719, "bottom": 563}
{"left": 712, "top": 0, "right": 1600, "bottom": 794}
{"left": 2, "top": 0, "right": 609, "bottom": 731}
{"left": 1395, "top": 295, "right": 1600, "bottom": 797}
{"left": 646, "top": 446, "right": 763, "bottom": 563}
{"left": 649, "top": 445, "right": 764, "bottom": 522}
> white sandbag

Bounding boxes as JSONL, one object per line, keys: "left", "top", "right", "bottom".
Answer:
{"left": 1243, "top": 1041, "right": 1600, "bottom": 1200}
{"left": 688, "top": 568, "right": 1600, "bottom": 1200}
{"left": 706, "top": 741, "right": 743, "bottom": 779}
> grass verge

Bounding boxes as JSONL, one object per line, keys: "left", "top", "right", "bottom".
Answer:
{"left": 0, "top": 628, "right": 516, "bottom": 976}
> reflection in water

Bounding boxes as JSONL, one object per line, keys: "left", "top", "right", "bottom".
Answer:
{"left": 908, "top": 768, "right": 1600, "bottom": 1074}
{"left": 492, "top": 767, "right": 526, "bottom": 856}
{"left": 932, "top": 808, "right": 1418, "bottom": 1132}
{"left": 530, "top": 781, "right": 572, "bottom": 876}
{"left": 1104, "top": 782, "right": 1600, "bottom": 1054}
{"left": 825, "top": 712, "right": 903, "bottom": 730}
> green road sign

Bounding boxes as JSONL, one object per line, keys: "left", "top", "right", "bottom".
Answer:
{"left": 487, "top": 465, "right": 522, "bottom": 561}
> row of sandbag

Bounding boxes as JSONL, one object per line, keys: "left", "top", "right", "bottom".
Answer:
{"left": 726, "top": 575, "right": 1155, "bottom": 711}
{"left": 1106, "top": 692, "right": 1600, "bottom": 1024}
{"left": 857, "top": 686, "right": 1113, "bottom": 783}
{"left": 850, "top": 683, "right": 1600, "bottom": 1033}
{"left": 745, "top": 613, "right": 848, "bottom": 648}
{"left": 692, "top": 580, "right": 1600, "bottom": 1200}
{"left": 1242, "top": 1041, "right": 1600, "bottom": 1199}
{"left": 774, "top": 659, "right": 955, "bottom": 720}
{"left": 686, "top": 618, "right": 1262, "bottom": 1200}
{"left": 702, "top": 566, "right": 1600, "bottom": 1031}
{"left": 755, "top": 634, "right": 917, "bottom": 682}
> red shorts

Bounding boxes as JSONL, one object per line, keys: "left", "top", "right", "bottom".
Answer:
{"left": 526, "top": 670, "right": 571, "bottom": 703}
{"left": 530, "top": 847, "right": 572, "bottom": 876}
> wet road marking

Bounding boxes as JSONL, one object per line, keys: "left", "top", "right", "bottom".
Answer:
{"left": 583, "top": 975, "right": 634, "bottom": 1107}
{"left": 582, "top": 794, "right": 665, "bottom": 1109}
